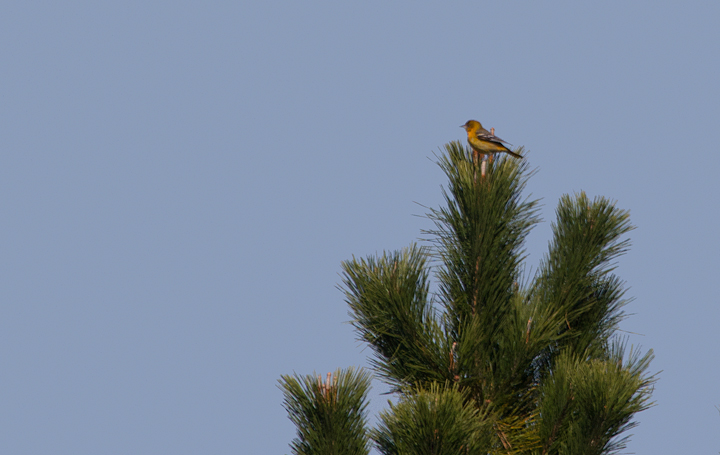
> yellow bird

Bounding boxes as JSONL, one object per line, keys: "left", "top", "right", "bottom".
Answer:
{"left": 461, "top": 120, "right": 522, "bottom": 160}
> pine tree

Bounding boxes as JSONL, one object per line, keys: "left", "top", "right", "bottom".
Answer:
{"left": 280, "top": 142, "right": 655, "bottom": 455}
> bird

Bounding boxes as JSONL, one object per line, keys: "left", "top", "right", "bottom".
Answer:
{"left": 461, "top": 120, "right": 522, "bottom": 160}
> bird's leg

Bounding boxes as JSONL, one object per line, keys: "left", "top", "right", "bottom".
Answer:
{"left": 488, "top": 128, "right": 497, "bottom": 167}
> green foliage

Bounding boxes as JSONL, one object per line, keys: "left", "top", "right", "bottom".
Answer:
{"left": 532, "top": 192, "right": 635, "bottom": 359}
{"left": 341, "top": 245, "right": 448, "bottom": 391}
{"left": 428, "top": 142, "right": 540, "bottom": 342}
{"left": 536, "top": 344, "right": 655, "bottom": 455}
{"left": 374, "top": 383, "right": 494, "bottom": 455}
{"left": 281, "top": 141, "right": 656, "bottom": 455}
{"left": 279, "top": 368, "right": 372, "bottom": 455}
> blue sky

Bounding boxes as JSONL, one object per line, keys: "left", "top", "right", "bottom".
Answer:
{"left": 1, "top": 2, "right": 719, "bottom": 454}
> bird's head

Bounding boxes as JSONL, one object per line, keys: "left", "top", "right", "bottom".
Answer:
{"left": 461, "top": 120, "right": 482, "bottom": 131}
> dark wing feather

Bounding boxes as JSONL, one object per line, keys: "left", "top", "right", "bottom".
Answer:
{"left": 475, "top": 131, "right": 513, "bottom": 146}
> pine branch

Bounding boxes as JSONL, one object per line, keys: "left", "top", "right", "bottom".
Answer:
{"left": 341, "top": 244, "right": 447, "bottom": 391}
{"left": 279, "top": 368, "right": 372, "bottom": 455}
{"left": 536, "top": 345, "right": 656, "bottom": 455}
{"left": 424, "top": 144, "right": 544, "bottom": 420}
{"left": 373, "top": 383, "right": 494, "bottom": 455}
{"left": 532, "top": 192, "right": 635, "bottom": 359}
{"left": 427, "top": 142, "right": 539, "bottom": 343}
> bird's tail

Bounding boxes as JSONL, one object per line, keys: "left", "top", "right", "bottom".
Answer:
{"left": 503, "top": 149, "right": 523, "bottom": 159}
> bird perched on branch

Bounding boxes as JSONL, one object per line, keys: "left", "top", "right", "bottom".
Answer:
{"left": 461, "top": 120, "right": 522, "bottom": 160}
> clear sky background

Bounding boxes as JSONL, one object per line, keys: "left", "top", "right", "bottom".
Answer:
{"left": 1, "top": 2, "right": 718, "bottom": 454}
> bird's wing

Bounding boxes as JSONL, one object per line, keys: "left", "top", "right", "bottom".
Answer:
{"left": 475, "top": 131, "right": 513, "bottom": 146}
